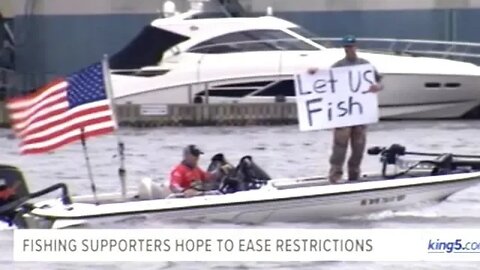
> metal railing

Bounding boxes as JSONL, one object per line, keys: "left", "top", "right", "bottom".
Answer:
{"left": 182, "top": 36, "right": 480, "bottom": 65}
{"left": 312, "top": 37, "right": 480, "bottom": 64}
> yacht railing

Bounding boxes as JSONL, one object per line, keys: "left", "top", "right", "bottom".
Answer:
{"left": 312, "top": 37, "right": 480, "bottom": 64}
{"left": 184, "top": 37, "right": 480, "bottom": 65}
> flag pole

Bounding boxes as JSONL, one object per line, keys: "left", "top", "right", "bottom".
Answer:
{"left": 102, "top": 54, "right": 127, "bottom": 200}
{"left": 80, "top": 128, "right": 99, "bottom": 205}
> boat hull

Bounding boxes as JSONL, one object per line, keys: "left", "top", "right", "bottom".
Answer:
{"left": 378, "top": 74, "right": 480, "bottom": 119}
{"left": 20, "top": 172, "right": 480, "bottom": 229}
{"left": 114, "top": 72, "right": 480, "bottom": 119}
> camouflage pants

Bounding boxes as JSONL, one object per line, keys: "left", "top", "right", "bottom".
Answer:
{"left": 329, "top": 125, "right": 367, "bottom": 182}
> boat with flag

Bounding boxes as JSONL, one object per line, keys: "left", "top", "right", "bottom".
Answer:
{"left": 2, "top": 144, "right": 480, "bottom": 229}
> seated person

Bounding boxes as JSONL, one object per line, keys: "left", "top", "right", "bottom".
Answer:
{"left": 169, "top": 144, "right": 231, "bottom": 197}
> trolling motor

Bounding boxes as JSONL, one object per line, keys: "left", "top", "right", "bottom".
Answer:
{"left": 368, "top": 144, "right": 406, "bottom": 164}
{"left": 367, "top": 144, "right": 408, "bottom": 178}
{"left": 367, "top": 144, "right": 457, "bottom": 178}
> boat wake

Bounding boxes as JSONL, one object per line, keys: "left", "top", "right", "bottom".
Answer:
{"left": 338, "top": 199, "right": 480, "bottom": 227}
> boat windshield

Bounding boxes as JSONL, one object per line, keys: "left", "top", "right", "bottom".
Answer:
{"left": 109, "top": 25, "right": 189, "bottom": 70}
{"left": 288, "top": 27, "right": 333, "bottom": 48}
{"left": 189, "top": 29, "right": 319, "bottom": 54}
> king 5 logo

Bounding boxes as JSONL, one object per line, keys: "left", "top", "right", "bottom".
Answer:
{"left": 428, "top": 239, "right": 480, "bottom": 253}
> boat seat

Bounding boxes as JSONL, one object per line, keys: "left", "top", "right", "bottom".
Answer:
{"left": 137, "top": 177, "right": 171, "bottom": 200}
{"left": 427, "top": 154, "right": 453, "bottom": 175}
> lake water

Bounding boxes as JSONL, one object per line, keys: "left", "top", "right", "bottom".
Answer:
{"left": 1, "top": 121, "right": 480, "bottom": 269}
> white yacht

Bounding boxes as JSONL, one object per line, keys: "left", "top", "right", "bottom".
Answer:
{"left": 109, "top": 2, "right": 480, "bottom": 119}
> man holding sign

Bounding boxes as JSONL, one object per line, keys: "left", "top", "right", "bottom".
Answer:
{"left": 301, "top": 35, "right": 383, "bottom": 183}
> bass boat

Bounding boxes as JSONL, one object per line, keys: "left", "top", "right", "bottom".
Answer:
{"left": 1, "top": 144, "right": 480, "bottom": 229}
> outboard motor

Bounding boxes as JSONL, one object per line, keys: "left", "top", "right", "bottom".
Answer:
{"left": 0, "top": 165, "right": 30, "bottom": 225}
{"left": 0, "top": 165, "right": 29, "bottom": 206}
{"left": 0, "top": 164, "right": 72, "bottom": 228}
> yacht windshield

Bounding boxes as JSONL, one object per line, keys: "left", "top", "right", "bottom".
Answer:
{"left": 288, "top": 27, "right": 333, "bottom": 48}
{"left": 252, "top": 30, "right": 319, "bottom": 51}
{"left": 109, "top": 26, "right": 189, "bottom": 70}
{"left": 189, "top": 29, "right": 318, "bottom": 54}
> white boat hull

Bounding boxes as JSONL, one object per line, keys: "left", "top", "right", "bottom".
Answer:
{"left": 114, "top": 72, "right": 480, "bottom": 119}
{"left": 20, "top": 172, "right": 480, "bottom": 229}
{"left": 378, "top": 74, "right": 480, "bottom": 119}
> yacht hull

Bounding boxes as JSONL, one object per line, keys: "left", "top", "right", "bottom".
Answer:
{"left": 114, "top": 73, "right": 480, "bottom": 119}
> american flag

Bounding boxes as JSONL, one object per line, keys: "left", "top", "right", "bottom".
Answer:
{"left": 6, "top": 62, "right": 116, "bottom": 154}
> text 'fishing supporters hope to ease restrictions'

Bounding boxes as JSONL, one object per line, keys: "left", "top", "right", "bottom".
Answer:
{"left": 20, "top": 237, "right": 373, "bottom": 253}
{"left": 13, "top": 229, "right": 480, "bottom": 261}
{"left": 295, "top": 64, "right": 379, "bottom": 131}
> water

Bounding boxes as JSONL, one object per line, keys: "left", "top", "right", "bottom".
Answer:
{"left": 1, "top": 121, "right": 480, "bottom": 269}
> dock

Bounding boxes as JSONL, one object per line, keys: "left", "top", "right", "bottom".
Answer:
{"left": 0, "top": 101, "right": 299, "bottom": 127}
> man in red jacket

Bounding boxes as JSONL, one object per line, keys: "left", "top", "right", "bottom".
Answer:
{"left": 170, "top": 144, "right": 231, "bottom": 197}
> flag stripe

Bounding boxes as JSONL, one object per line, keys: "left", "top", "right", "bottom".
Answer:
{"left": 21, "top": 125, "right": 115, "bottom": 154}
{"left": 22, "top": 115, "right": 113, "bottom": 145}
{"left": 20, "top": 121, "right": 115, "bottom": 152}
{"left": 22, "top": 106, "right": 112, "bottom": 142}
{"left": 12, "top": 102, "right": 68, "bottom": 132}
{"left": 19, "top": 104, "right": 111, "bottom": 138}
{"left": 10, "top": 91, "right": 67, "bottom": 121}
{"left": 7, "top": 80, "right": 67, "bottom": 110}
{"left": 17, "top": 107, "right": 68, "bottom": 137}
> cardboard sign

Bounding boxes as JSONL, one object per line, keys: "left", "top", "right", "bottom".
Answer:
{"left": 295, "top": 64, "right": 379, "bottom": 131}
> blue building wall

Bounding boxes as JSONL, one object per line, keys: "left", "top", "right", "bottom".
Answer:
{"left": 454, "top": 9, "right": 480, "bottom": 41}
{"left": 10, "top": 8, "right": 480, "bottom": 91}
{"left": 278, "top": 10, "right": 450, "bottom": 40}
{"left": 13, "top": 14, "right": 157, "bottom": 90}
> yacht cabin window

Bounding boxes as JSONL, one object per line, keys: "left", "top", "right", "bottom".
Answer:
{"left": 189, "top": 29, "right": 318, "bottom": 54}
{"left": 254, "top": 80, "right": 295, "bottom": 97}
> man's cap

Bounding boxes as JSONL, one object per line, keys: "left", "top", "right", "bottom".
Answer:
{"left": 184, "top": 144, "right": 204, "bottom": 157}
{"left": 342, "top": 35, "right": 356, "bottom": 46}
